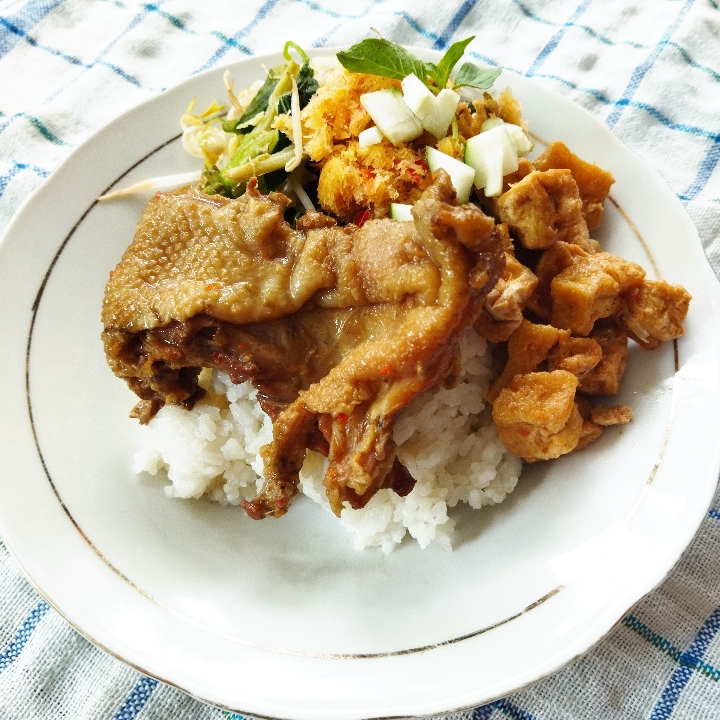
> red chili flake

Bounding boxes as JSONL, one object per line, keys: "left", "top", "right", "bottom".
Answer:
{"left": 205, "top": 282, "right": 221, "bottom": 291}
{"left": 154, "top": 191, "right": 163, "bottom": 199}
{"left": 212, "top": 351, "right": 225, "bottom": 365}
{"left": 337, "top": 412, "right": 348, "bottom": 425}
{"left": 380, "top": 364, "right": 392, "bottom": 378}
{"left": 353, "top": 209, "right": 370, "bottom": 227}
{"left": 416, "top": 157, "right": 429, "bottom": 172}
{"left": 406, "top": 168, "right": 423, "bottom": 184}
{"left": 517, "top": 427, "right": 531, "bottom": 437}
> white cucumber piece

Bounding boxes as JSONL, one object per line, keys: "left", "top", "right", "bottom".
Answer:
{"left": 401, "top": 74, "right": 460, "bottom": 139}
{"left": 464, "top": 124, "right": 519, "bottom": 197}
{"left": 390, "top": 203, "right": 414, "bottom": 221}
{"left": 360, "top": 89, "right": 423, "bottom": 145}
{"left": 480, "top": 117, "right": 505, "bottom": 132}
{"left": 504, "top": 123, "right": 533, "bottom": 156}
{"left": 426, "top": 146, "right": 475, "bottom": 204}
{"left": 358, "top": 125, "right": 383, "bottom": 147}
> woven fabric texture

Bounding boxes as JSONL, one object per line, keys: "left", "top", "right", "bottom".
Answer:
{"left": 1, "top": 1, "right": 719, "bottom": 718}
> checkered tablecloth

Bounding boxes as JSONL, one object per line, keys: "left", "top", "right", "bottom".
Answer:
{"left": 1, "top": 1, "right": 720, "bottom": 718}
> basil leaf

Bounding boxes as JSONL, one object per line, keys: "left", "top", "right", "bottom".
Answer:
{"left": 434, "top": 36, "right": 475, "bottom": 89}
{"left": 222, "top": 65, "right": 284, "bottom": 134}
{"left": 337, "top": 38, "right": 427, "bottom": 84}
{"left": 424, "top": 61, "right": 440, "bottom": 87}
{"left": 453, "top": 62, "right": 502, "bottom": 90}
{"left": 277, "top": 61, "right": 319, "bottom": 114}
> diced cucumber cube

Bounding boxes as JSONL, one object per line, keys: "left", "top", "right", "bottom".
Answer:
{"left": 401, "top": 74, "right": 460, "bottom": 139}
{"left": 464, "top": 124, "right": 520, "bottom": 197}
{"left": 360, "top": 89, "right": 423, "bottom": 145}
{"left": 358, "top": 125, "right": 384, "bottom": 147}
{"left": 425, "top": 146, "right": 475, "bottom": 204}
{"left": 390, "top": 203, "right": 414, "bottom": 221}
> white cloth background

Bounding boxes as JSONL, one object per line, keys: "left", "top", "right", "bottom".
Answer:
{"left": 1, "top": 1, "right": 719, "bottom": 718}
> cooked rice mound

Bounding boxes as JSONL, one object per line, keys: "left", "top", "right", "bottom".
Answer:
{"left": 133, "top": 328, "right": 522, "bottom": 553}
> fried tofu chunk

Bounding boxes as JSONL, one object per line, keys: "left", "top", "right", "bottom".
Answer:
{"left": 526, "top": 241, "right": 590, "bottom": 320}
{"left": 590, "top": 405, "right": 633, "bottom": 426}
{"left": 546, "top": 335, "right": 603, "bottom": 379}
{"left": 619, "top": 279, "right": 692, "bottom": 349}
{"left": 487, "top": 319, "right": 564, "bottom": 402}
{"left": 578, "top": 322, "right": 629, "bottom": 396}
{"left": 492, "top": 370, "right": 583, "bottom": 461}
{"left": 475, "top": 254, "right": 538, "bottom": 342}
{"left": 495, "top": 169, "right": 593, "bottom": 251}
{"left": 551, "top": 252, "right": 645, "bottom": 336}
{"left": 574, "top": 395, "right": 604, "bottom": 451}
{"left": 534, "top": 141, "right": 615, "bottom": 231}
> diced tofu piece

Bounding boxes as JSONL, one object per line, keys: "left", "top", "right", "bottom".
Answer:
{"left": 534, "top": 141, "right": 615, "bottom": 231}
{"left": 551, "top": 252, "right": 645, "bottom": 336}
{"left": 546, "top": 335, "right": 603, "bottom": 378}
{"left": 619, "top": 279, "right": 692, "bottom": 349}
{"left": 576, "top": 420, "right": 604, "bottom": 451}
{"left": 495, "top": 169, "right": 591, "bottom": 250}
{"left": 574, "top": 394, "right": 604, "bottom": 451}
{"left": 475, "top": 254, "right": 538, "bottom": 343}
{"left": 526, "top": 241, "right": 590, "bottom": 321}
{"left": 501, "top": 157, "right": 535, "bottom": 192}
{"left": 579, "top": 322, "right": 629, "bottom": 396}
{"left": 492, "top": 370, "right": 583, "bottom": 461}
{"left": 487, "top": 319, "right": 565, "bottom": 402}
{"left": 590, "top": 405, "right": 633, "bottom": 426}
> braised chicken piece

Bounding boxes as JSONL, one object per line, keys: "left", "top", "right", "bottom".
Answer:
{"left": 495, "top": 169, "right": 597, "bottom": 252}
{"left": 103, "top": 172, "right": 505, "bottom": 518}
{"left": 250, "top": 176, "right": 504, "bottom": 518}
{"left": 551, "top": 252, "right": 646, "bottom": 335}
{"left": 492, "top": 370, "right": 583, "bottom": 462}
{"left": 475, "top": 253, "right": 538, "bottom": 342}
{"left": 533, "top": 141, "right": 615, "bottom": 231}
{"left": 619, "top": 279, "right": 692, "bottom": 349}
{"left": 578, "top": 321, "right": 629, "bottom": 396}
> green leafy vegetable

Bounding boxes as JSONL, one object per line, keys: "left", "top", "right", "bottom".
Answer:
{"left": 427, "top": 36, "right": 475, "bottom": 90}
{"left": 200, "top": 41, "right": 323, "bottom": 198}
{"left": 201, "top": 129, "right": 280, "bottom": 195}
{"left": 201, "top": 165, "right": 230, "bottom": 196}
{"left": 453, "top": 63, "right": 502, "bottom": 91}
{"left": 278, "top": 61, "right": 319, "bottom": 114}
{"left": 337, "top": 38, "right": 428, "bottom": 84}
{"left": 222, "top": 65, "right": 283, "bottom": 134}
{"left": 337, "top": 36, "right": 501, "bottom": 96}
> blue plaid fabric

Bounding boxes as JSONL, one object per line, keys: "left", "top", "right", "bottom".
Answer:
{"left": 1, "top": 1, "right": 719, "bottom": 718}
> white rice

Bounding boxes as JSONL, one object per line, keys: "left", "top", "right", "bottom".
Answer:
{"left": 133, "top": 327, "right": 522, "bottom": 553}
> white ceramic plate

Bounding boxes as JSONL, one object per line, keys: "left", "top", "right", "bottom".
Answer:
{"left": 1, "top": 48, "right": 719, "bottom": 720}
